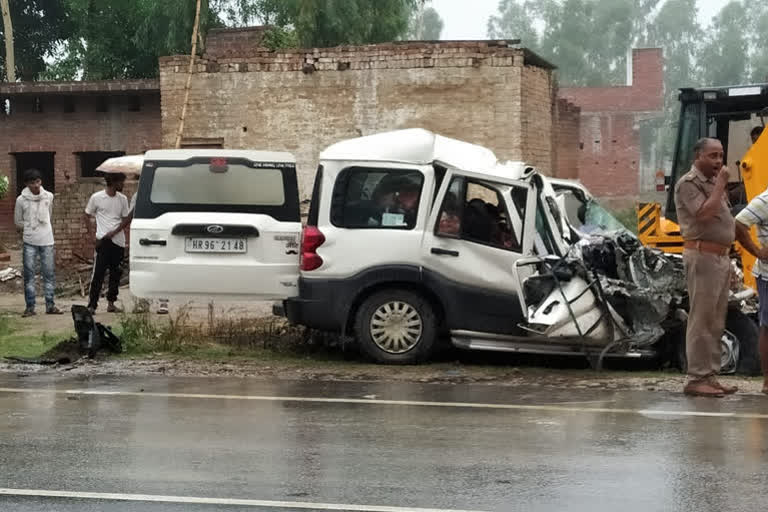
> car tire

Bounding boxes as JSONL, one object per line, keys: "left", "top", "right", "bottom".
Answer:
{"left": 354, "top": 289, "right": 438, "bottom": 365}
{"left": 674, "top": 309, "right": 759, "bottom": 376}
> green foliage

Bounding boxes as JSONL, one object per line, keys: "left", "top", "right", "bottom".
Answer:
{"left": 43, "top": 0, "right": 224, "bottom": 80}
{"left": 488, "top": 0, "right": 662, "bottom": 86}
{"left": 0, "top": 0, "right": 73, "bottom": 81}
{"left": 0, "top": 174, "right": 9, "bottom": 200}
{"left": 227, "top": 0, "right": 419, "bottom": 49}
{"left": 698, "top": 1, "right": 749, "bottom": 86}
{"left": 406, "top": 5, "right": 444, "bottom": 40}
{"left": 260, "top": 26, "right": 300, "bottom": 50}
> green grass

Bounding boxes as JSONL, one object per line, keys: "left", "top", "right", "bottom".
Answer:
{"left": 0, "top": 315, "right": 73, "bottom": 359}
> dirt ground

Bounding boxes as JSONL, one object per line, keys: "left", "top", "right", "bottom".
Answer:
{"left": 1, "top": 355, "right": 763, "bottom": 394}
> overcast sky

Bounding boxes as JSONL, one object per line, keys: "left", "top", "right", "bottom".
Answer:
{"left": 436, "top": 0, "right": 730, "bottom": 40}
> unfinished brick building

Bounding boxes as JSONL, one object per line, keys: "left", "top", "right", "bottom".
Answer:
{"left": 0, "top": 80, "right": 162, "bottom": 261}
{"left": 159, "top": 36, "right": 561, "bottom": 198}
{"left": 560, "top": 48, "right": 665, "bottom": 199}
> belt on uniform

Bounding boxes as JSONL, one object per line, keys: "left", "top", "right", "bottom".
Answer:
{"left": 683, "top": 239, "right": 730, "bottom": 255}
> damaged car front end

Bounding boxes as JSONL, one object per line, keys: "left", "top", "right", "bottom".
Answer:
{"left": 530, "top": 178, "right": 761, "bottom": 374}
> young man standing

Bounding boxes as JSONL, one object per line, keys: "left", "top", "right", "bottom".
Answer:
{"left": 107, "top": 187, "right": 169, "bottom": 315}
{"left": 13, "top": 168, "right": 62, "bottom": 317}
{"left": 84, "top": 173, "right": 130, "bottom": 314}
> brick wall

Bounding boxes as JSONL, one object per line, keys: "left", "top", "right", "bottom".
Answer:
{"left": 160, "top": 40, "right": 556, "bottom": 198}
{"left": 553, "top": 98, "right": 581, "bottom": 179}
{"left": 0, "top": 91, "right": 161, "bottom": 263}
{"left": 205, "top": 27, "right": 269, "bottom": 59}
{"left": 521, "top": 65, "right": 555, "bottom": 174}
{"left": 558, "top": 48, "right": 664, "bottom": 197}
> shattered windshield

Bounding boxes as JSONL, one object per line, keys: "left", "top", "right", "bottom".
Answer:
{"left": 581, "top": 199, "right": 635, "bottom": 237}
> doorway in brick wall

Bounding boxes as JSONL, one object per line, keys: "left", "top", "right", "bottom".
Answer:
{"left": 13, "top": 152, "right": 55, "bottom": 196}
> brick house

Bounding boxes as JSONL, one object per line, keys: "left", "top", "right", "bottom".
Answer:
{"left": 159, "top": 37, "right": 561, "bottom": 199}
{"left": 0, "top": 80, "right": 162, "bottom": 261}
{"left": 559, "top": 49, "right": 665, "bottom": 199}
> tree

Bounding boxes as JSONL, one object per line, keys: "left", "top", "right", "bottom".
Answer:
{"left": 487, "top": 0, "right": 539, "bottom": 47}
{"left": 407, "top": 5, "right": 444, "bottom": 40}
{"left": 745, "top": 2, "right": 768, "bottom": 82}
{"left": 228, "top": 0, "right": 419, "bottom": 48}
{"left": 0, "top": 0, "right": 72, "bottom": 81}
{"left": 487, "top": 0, "right": 661, "bottom": 86}
{"left": 45, "top": 0, "right": 223, "bottom": 80}
{"left": 641, "top": 0, "right": 703, "bottom": 166}
{"left": 0, "top": 0, "right": 13, "bottom": 81}
{"left": 697, "top": 0, "right": 749, "bottom": 86}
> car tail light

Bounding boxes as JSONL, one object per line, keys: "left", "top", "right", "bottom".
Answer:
{"left": 300, "top": 226, "right": 325, "bottom": 271}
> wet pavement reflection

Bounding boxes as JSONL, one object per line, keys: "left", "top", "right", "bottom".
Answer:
{"left": 1, "top": 374, "right": 768, "bottom": 511}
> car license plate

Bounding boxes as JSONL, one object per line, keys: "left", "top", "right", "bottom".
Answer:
{"left": 185, "top": 238, "right": 247, "bottom": 253}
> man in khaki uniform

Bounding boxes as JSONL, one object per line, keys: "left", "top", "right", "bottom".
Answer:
{"left": 674, "top": 137, "right": 739, "bottom": 397}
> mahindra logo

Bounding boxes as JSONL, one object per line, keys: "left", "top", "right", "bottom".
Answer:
{"left": 206, "top": 225, "right": 224, "bottom": 234}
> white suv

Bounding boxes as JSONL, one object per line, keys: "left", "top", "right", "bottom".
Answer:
{"left": 280, "top": 129, "right": 628, "bottom": 364}
{"left": 129, "top": 149, "right": 302, "bottom": 301}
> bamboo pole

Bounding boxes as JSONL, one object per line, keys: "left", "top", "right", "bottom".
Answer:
{"left": 174, "top": 0, "right": 203, "bottom": 149}
{"left": 0, "top": 0, "right": 15, "bottom": 82}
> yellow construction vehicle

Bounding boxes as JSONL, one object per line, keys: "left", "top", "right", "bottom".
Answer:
{"left": 638, "top": 83, "right": 768, "bottom": 290}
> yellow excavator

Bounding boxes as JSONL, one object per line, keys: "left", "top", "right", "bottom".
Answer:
{"left": 638, "top": 83, "right": 768, "bottom": 291}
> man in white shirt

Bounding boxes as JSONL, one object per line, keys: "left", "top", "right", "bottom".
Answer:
{"left": 84, "top": 173, "right": 130, "bottom": 313}
{"left": 14, "top": 168, "right": 62, "bottom": 317}
{"left": 108, "top": 186, "right": 169, "bottom": 315}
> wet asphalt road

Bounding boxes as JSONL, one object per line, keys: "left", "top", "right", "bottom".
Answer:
{"left": 2, "top": 375, "right": 768, "bottom": 511}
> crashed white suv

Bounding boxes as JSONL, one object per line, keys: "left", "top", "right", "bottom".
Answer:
{"left": 129, "top": 132, "right": 758, "bottom": 373}
{"left": 281, "top": 129, "right": 664, "bottom": 365}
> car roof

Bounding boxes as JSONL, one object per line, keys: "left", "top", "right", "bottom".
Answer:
{"left": 547, "top": 177, "right": 592, "bottom": 196}
{"left": 319, "top": 128, "right": 534, "bottom": 181}
{"left": 144, "top": 149, "right": 296, "bottom": 163}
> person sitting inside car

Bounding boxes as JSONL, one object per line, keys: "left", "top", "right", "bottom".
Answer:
{"left": 438, "top": 193, "right": 461, "bottom": 236}
{"left": 369, "top": 176, "right": 421, "bottom": 229}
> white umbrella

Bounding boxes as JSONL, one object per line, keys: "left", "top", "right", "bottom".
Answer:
{"left": 96, "top": 154, "right": 144, "bottom": 175}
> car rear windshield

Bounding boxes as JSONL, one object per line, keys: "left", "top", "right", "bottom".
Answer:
{"left": 150, "top": 163, "right": 285, "bottom": 206}
{"left": 133, "top": 158, "right": 301, "bottom": 222}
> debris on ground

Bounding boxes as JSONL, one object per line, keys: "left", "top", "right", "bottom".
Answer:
{"left": 3, "top": 306, "right": 122, "bottom": 366}
{"left": 0, "top": 267, "right": 22, "bottom": 282}
{"left": 4, "top": 338, "right": 83, "bottom": 365}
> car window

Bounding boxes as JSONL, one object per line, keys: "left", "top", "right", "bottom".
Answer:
{"left": 331, "top": 167, "right": 424, "bottom": 229}
{"left": 133, "top": 157, "right": 301, "bottom": 222}
{"left": 150, "top": 163, "right": 285, "bottom": 206}
{"left": 436, "top": 176, "right": 521, "bottom": 252}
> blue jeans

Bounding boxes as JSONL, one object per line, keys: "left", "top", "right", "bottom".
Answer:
{"left": 23, "top": 243, "right": 56, "bottom": 311}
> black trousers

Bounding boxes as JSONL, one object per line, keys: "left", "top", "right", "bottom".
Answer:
{"left": 88, "top": 238, "right": 124, "bottom": 308}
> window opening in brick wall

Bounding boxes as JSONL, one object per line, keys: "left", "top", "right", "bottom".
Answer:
{"left": 76, "top": 151, "right": 126, "bottom": 179}
{"left": 128, "top": 96, "right": 141, "bottom": 112}
{"left": 13, "top": 152, "right": 55, "bottom": 195}
{"left": 180, "top": 137, "right": 224, "bottom": 149}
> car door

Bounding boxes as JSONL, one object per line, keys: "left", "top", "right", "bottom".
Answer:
{"left": 129, "top": 152, "right": 302, "bottom": 301}
{"left": 419, "top": 169, "right": 537, "bottom": 335}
